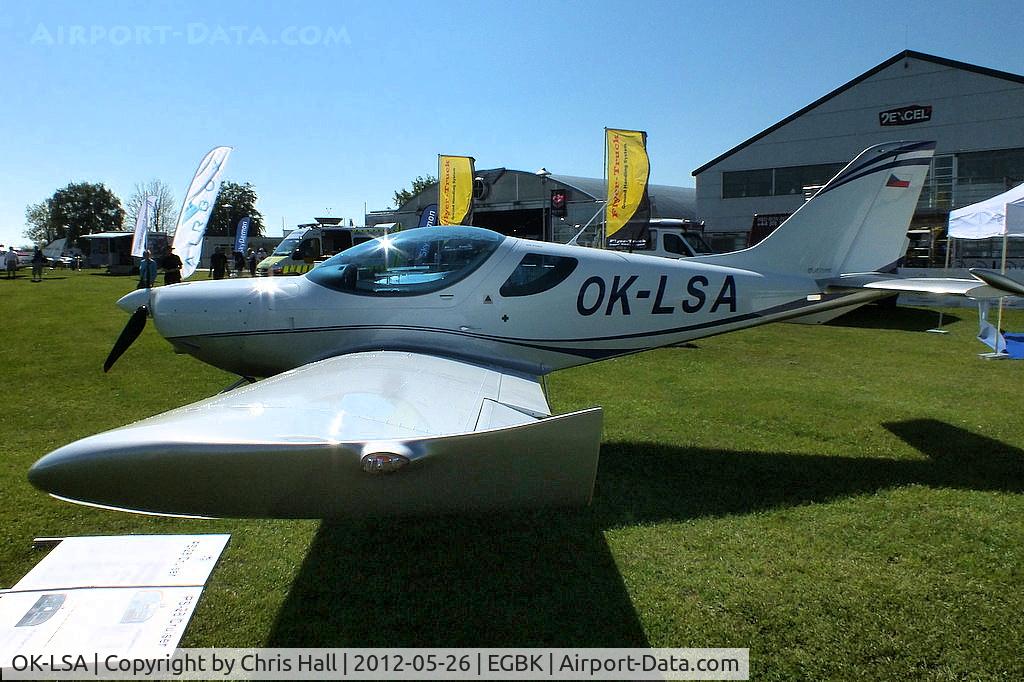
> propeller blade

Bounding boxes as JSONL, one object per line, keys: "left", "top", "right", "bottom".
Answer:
{"left": 103, "top": 305, "right": 148, "bottom": 373}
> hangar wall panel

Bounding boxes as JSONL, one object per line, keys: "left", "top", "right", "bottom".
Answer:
{"left": 695, "top": 52, "right": 1024, "bottom": 239}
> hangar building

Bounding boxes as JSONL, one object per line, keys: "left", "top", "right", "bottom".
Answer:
{"left": 367, "top": 168, "right": 696, "bottom": 245}
{"left": 692, "top": 50, "right": 1024, "bottom": 266}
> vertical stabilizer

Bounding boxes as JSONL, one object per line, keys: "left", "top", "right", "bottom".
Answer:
{"left": 697, "top": 141, "right": 935, "bottom": 277}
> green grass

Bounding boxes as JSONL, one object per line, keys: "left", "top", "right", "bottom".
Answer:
{"left": 2, "top": 270, "right": 1023, "bottom": 679}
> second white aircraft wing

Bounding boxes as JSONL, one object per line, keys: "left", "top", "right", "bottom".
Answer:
{"left": 29, "top": 352, "right": 603, "bottom": 518}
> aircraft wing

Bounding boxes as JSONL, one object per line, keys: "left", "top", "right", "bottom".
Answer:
{"left": 826, "top": 270, "right": 1024, "bottom": 298}
{"left": 29, "top": 351, "right": 603, "bottom": 518}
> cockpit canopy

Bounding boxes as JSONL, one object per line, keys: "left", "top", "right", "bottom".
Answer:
{"left": 306, "top": 226, "right": 505, "bottom": 295}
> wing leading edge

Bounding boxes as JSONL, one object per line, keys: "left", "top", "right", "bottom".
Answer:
{"left": 29, "top": 352, "right": 603, "bottom": 518}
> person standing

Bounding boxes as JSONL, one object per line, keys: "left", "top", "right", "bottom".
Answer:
{"left": 137, "top": 250, "right": 157, "bottom": 289}
{"left": 233, "top": 250, "right": 246, "bottom": 277}
{"left": 247, "top": 248, "right": 257, "bottom": 277}
{"left": 210, "top": 247, "right": 228, "bottom": 280}
{"left": 4, "top": 246, "right": 18, "bottom": 279}
{"left": 162, "top": 248, "right": 183, "bottom": 285}
{"left": 30, "top": 246, "right": 46, "bottom": 282}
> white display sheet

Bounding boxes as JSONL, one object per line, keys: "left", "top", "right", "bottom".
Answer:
{"left": 0, "top": 535, "right": 229, "bottom": 671}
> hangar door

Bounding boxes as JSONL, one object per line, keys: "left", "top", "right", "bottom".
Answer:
{"left": 470, "top": 209, "right": 545, "bottom": 241}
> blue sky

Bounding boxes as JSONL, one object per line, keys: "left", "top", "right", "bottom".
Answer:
{"left": 1, "top": 0, "right": 1022, "bottom": 247}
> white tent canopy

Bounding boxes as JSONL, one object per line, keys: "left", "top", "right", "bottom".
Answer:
{"left": 947, "top": 181, "right": 1024, "bottom": 354}
{"left": 948, "top": 181, "right": 1024, "bottom": 239}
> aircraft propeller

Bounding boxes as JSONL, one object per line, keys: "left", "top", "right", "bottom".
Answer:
{"left": 103, "top": 305, "right": 148, "bottom": 373}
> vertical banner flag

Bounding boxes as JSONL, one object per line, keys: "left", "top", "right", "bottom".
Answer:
{"left": 438, "top": 155, "right": 475, "bottom": 225}
{"left": 604, "top": 128, "right": 651, "bottom": 248}
{"left": 418, "top": 204, "right": 439, "bottom": 227}
{"left": 130, "top": 195, "right": 157, "bottom": 258}
{"left": 233, "top": 216, "right": 252, "bottom": 254}
{"left": 172, "top": 146, "right": 233, "bottom": 279}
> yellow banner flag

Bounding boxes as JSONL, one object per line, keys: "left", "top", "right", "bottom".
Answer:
{"left": 605, "top": 129, "right": 650, "bottom": 238}
{"left": 438, "top": 155, "right": 475, "bottom": 225}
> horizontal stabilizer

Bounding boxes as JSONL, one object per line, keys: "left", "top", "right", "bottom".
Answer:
{"left": 969, "top": 269, "right": 1024, "bottom": 297}
{"left": 826, "top": 272, "right": 1020, "bottom": 299}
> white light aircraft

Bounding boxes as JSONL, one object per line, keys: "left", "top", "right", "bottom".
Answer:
{"left": 29, "top": 141, "right": 1024, "bottom": 518}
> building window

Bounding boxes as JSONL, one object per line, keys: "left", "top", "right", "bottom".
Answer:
{"left": 722, "top": 169, "right": 773, "bottom": 198}
{"left": 957, "top": 147, "right": 1024, "bottom": 182}
{"left": 723, "top": 163, "right": 844, "bottom": 199}
{"left": 773, "top": 163, "right": 844, "bottom": 196}
{"left": 955, "top": 148, "right": 1024, "bottom": 208}
{"left": 918, "top": 155, "right": 955, "bottom": 211}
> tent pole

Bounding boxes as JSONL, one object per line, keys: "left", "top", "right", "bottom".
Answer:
{"left": 940, "top": 232, "right": 953, "bottom": 328}
{"left": 928, "top": 229, "right": 953, "bottom": 333}
{"left": 996, "top": 228, "right": 1008, "bottom": 353}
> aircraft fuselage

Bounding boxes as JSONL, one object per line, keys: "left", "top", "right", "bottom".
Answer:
{"left": 133, "top": 234, "right": 869, "bottom": 377}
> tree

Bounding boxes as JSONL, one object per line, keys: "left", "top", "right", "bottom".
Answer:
{"left": 46, "top": 182, "right": 125, "bottom": 244}
{"left": 23, "top": 201, "right": 53, "bottom": 245}
{"left": 393, "top": 174, "right": 437, "bottom": 209}
{"left": 205, "top": 181, "right": 265, "bottom": 238}
{"left": 124, "top": 180, "right": 177, "bottom": 233}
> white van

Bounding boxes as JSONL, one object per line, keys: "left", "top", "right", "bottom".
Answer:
{"left": 256, "top": 225, "right": 381, "bottom": 276}
{"left": 607, "top": 219, "right": 715, "bottom": 259}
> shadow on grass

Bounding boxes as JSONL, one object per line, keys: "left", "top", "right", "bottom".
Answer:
{"left": 591, "top": 419, "right": 1022, "bottom": 528}
{"left": 269, "top": 419, "right": 1020, "bottom": 646}
{"left": 267, "top": 514, "right": 648, "bottom": 647}
{"left": 827, "top": 303, "right": 961, "bottom": 331}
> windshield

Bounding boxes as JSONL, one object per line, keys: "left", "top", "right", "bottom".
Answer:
{"left": 307, "top": 226, "right": 505, "bottom": 295}
{"left": 683, "top": 233, "right": 714, "bottom": 255}
{"left": 273, "top": 234, "right": 304, "bottom": 256}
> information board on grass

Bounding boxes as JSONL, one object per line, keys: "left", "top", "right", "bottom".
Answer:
{"left": 0, "top": 534, "right": 229, "bottom": 671}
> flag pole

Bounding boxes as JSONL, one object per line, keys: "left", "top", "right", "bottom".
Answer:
{"left": 601, "top": 128, "right": 608, "bottom": 249}
{"left": 468, "top": 157, "right": 476, "bottom": 226}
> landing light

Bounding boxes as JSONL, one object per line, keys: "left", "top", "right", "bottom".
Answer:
{"left": 361, "top": 452, "right": 409, "bottom": 474}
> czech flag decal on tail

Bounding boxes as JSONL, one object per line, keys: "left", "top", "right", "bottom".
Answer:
{"left": 886, "top": 174, "right": 911, "bottom": 188}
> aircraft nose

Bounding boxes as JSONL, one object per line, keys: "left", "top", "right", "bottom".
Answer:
{"left": 116, "top": 288, "right": 151, "bottom": 313}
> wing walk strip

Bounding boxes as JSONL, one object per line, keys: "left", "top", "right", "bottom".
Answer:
{"left": 167, "top": 291, "right": 866, "bottom": 360}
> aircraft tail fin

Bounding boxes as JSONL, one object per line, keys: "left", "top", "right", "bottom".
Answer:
{"left": 695, "top": 141, "right": 936, "bottom": 278}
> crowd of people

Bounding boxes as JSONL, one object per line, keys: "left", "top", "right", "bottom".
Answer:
{"left": 2, "top": 242, "right": 270, "bottom": 287}
{"left": 3, "top": 245, "right": 55, "bottom": 282}
{"left": 137, "top": 246, "right": 268, "bottom": 288}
